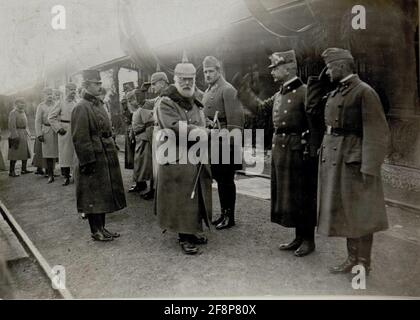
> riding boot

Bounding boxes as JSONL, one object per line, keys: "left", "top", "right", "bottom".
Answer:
{"left": 329, "top": 238, "right": 358, "bottom": 274}
{"left": 62, "top": 167, "right": 70, "bottom": 186}
{"left": 9, "top": 160, "right": 19, "bottom": 177}
{"left": 357, "top": 234, "right": 373, "bottom": 275}
{"left": 46, "top": 159, "right": 54, "bottom": 183}
{"left": 21, "top": 160, "right": 32, "bottom": 174}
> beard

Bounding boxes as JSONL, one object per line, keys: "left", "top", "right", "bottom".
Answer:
{"left": 175, "top": 82, "right": 195, "bottom": 98}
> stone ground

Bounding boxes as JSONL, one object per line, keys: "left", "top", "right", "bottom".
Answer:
{"left": 0, "top": 134, "right": 419, "bottom": 299}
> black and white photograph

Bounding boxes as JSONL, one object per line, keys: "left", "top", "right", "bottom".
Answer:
{"left": 0, "top": 0, "right": 419, "bottom": 304}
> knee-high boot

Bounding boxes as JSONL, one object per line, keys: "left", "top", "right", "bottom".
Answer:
{"left": 357, "top": 234, "right": 373, "bottom": 275}
{"left": 9, "top": 160, "right": 18, "bottom": 177}
{"left": 329, "top": 238, "right": 358, "bottom": 274}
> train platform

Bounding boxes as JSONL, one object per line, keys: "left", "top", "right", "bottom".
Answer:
{"left": 0, "top": 150, "right": 419, "bottom": 299}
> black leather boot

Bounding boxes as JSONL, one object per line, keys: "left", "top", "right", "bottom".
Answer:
{"left": 212, "top": 209, "right": 225, "bottom": 226}
{"left": 294, "top": 227, "right": 315, "bottom": 257}
{"left": 329, "top": 238, "right": 358, "bottom": 274}
{"left": 62, "top": 167, "right": 70, "bottom": 186}
{"left": 357, "top": 234, "right": 373, "bottom": 275}
{"left": 178, "top": 234, "right": 198, "bottom": 255}
{"left": 46, "top": 159, "right": 54, "bottom": 183}
{"left": 88, "top": 214, "right": 113, "bottom": 241}
{"left": 9, "top": 160, "right": 19, "bottom": 177}
{"left": 21, "top": 160, "right": 32, "bottom": 174}
{"left": 215, "top": 208, "right": 235, "bottom": 230}
{"left": 279, "top": 228, "right": 303, "bottom": 251}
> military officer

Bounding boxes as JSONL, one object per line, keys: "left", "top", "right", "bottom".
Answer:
{"left": 128, "top": 88, "right": 155, "bottom": 200}
{"left": 317, "top": 48, "right": 390, "bottom": 275}
{"left": 239, "top": 50, "right": 316, "bottom": 257}
{"left": 71, "top": 70, "right": 126, "bottom": 241}
{"left": 155, "top": 56, "right": 212, "bottom": 255}
{"left": 48, "top": 83, "right": 77, "bottom": 186}
{"left": 35, "top": 87, "right": 59, "bottom": 183}
{"left": 201, "top": 56, "right": 244, "bottom": 230}
{"left": 7, "top": 98, "right": 32, "bottom": 177}
{"left": 122, "top": 81, "right": 137, "bottom": 171}
{"left": 149, "top": 72, "right": 170, "bottom": 183}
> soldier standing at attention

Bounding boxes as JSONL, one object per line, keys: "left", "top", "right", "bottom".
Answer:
{"left": 71, "top": 70, "right": 126, "bottom": 241}
{"left": 201, "top": 56, "right": 244, "bottom": 230}
{"left": 317, "top": 48, "right": 390, "bottom": 275}
{"left": 35, "top": 88, "right": 59, "bottom": 183}
{"left": 48, "top": 83, "right": 77, "bottom": 186}
{"left": 239, "top": 50, "right": 316, "bottom": 257}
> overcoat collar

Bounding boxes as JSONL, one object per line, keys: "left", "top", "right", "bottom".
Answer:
{"left": 83, "top": 92, "right": 103, "bottom": 106}
{"left": 280, "top": 77, "right": 303, "bottom": 95}
{"left": 331, "top": 74, "right": 362, "bottom": 97}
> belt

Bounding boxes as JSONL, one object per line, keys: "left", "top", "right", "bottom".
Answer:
{"left": 43, "top": 123, "right": 51, "bottom": 127}
{"left": 325, "top": 125, "right": 362, "bottom": 136}
{"left": 16, "top": 126, "right": 26, "bottom": 129}
{"left": 60, "top": 120, "right": 70, "bottom": 123}
{"left": 101, "top": 132, "right": 112, "bottom": 138}
{"left": 275, "top": 128, "right": 302, "bottom": 136}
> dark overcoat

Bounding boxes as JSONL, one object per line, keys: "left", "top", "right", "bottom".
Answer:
{"left": 254, "top": 78, "right": 315, "bottom": 228}
{"left": 71, "top": 93, "right": 126, "bottom": 214}
{"left": 317, "top": 75, "right": 389, "bottom": 237}
{"left": 7, "top": 109, "right": 31, "bottom": 161}
{"left": 154, "top": 85, "right": 212, "bottom": 234}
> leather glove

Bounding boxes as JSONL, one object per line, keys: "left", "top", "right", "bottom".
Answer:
{"left": 37, "top": 135, "right": 45, "bottom": 142}
{"left": 80, "top": 162, "right": 95, "bottom": 175}
{"left": 58, "top": 128, "right": 67, "bottom": 136}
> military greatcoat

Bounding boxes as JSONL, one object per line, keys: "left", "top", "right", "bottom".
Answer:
{"left": 35, "top": 101, "right": 58, "bottom": 158}
{"left": 7, "top": 109, "right": 31, "bottom": 161}
{"left": 155, "top": 85, "right": 212, "bottom": 234}
{"left": 317, "top": 75, "right": 389, "bottom": 238}
{"left": 71, "top": 93, "right": 126, "bottom": 214}
{"left": 256, "top": 77, "right": 316, "bottom": 228}
{"left": 48, "top": 98, "right": 76, "bottom": 167}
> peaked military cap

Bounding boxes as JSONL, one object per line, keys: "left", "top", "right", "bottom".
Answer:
{"left": 82, "top": 70, "right": 101, "bottom": 83}
{"left": 268, "top": 50, "right": 297, "bottom": 69}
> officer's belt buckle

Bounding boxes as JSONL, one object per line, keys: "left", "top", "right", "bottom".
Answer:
{"left": 326, "top": 125, "right": 332, "bottom": 135}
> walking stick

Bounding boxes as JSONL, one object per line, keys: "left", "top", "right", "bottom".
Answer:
{"left": 190, "top": 111, "right": 219, "bottom": 199}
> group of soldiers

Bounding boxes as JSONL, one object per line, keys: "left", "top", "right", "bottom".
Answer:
{"left": 5, "top": 85, "right": 78, "bottom": 186}
{"left": 2, "top": 46, "right": 389, "bottom": 276}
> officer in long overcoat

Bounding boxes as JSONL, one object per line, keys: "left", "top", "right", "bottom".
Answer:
{"left": 317, "top": 48, "right": 390, "bottom": 275}
{"left": 239, "top": 50, "right": 316, "bottom": 257}
{"left": 129, "top": 89, "right": 155, "bottom": 200}
{"left": 48, "top": 83, "right": 77, "bottom": 186}
{"left": 155, "top": 56, "right": 212, "bottom": 255}
{"left": 7, "top": 98, "right": 32, "bottom": 177}
{"left": 71, "top": 70, "right": 126, "bottom": 241}
{"left": 202, "top": 56, "right": 245, "bottom": 230}
{"left": 35, "top": 88, "right": 58, "bottom": 183}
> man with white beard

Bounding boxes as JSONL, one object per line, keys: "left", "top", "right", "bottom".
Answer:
{"left": 154, "top": 55, "right": 212, "bottom": 255}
